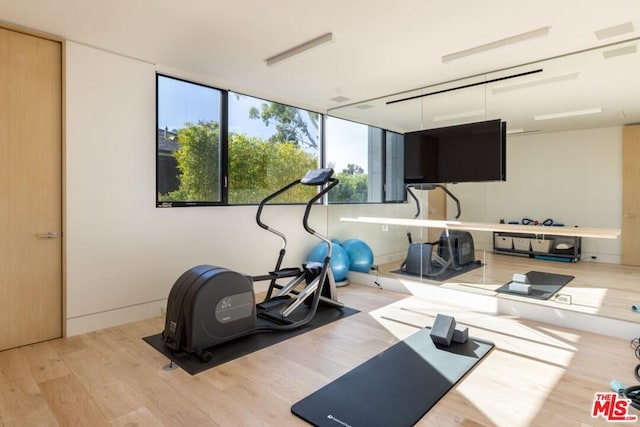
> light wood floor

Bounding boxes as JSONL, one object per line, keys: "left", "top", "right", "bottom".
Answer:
{"left": 1, "top": 282, "right": 638, "bottom": 426}
{"left": 381, "top": 251, "right": 640, "bottom": 324}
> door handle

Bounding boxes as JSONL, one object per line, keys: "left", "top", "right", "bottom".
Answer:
{"left": 36, "top": 232, "right": 59, "bottom": 239}
{"left": 624, "top": 213, "right": 637, "bottom": 218}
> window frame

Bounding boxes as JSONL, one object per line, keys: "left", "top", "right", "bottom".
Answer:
{"left": 225, "top": 90, "right": 323, "bottom": 206}
{"left": 155, "top": 73, "right": 227, "bottom": 207}
{"left": 155, "top": 73, "right": 406, "bottom": 207}
{"left": 324, "top": 115, "right": 406, "bottom": 205}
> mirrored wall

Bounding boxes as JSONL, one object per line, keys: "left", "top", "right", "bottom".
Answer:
{"left": 326, "top": 38, "right": 640, "bottom": 323}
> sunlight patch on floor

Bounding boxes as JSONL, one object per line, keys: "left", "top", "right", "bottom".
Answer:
{"left": 368, "top": 295, "right": 580, "bottom": 426}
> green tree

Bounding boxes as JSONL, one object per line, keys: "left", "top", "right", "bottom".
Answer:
{"left": 329, "top": 163, "right": 368, "bottom": 203}
{"left": 160, "top": 97, "right": 324, "bottom": 204}
{"left": 159, "top": 122, "right": 319, "bottom": 204}
{"left": 160, "top": 120, "right": 220, "bottom": 202}
{"left": 249, "top": 103, "right": 319, "bottom": 149}
{"left": 342, "top": 164, "right": 364, "bottom": 175}
{"left": 228, "top": 133, "right": 317, "bottom": 203}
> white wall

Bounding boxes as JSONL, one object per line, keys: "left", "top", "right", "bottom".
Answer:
{"left": 449, "top": 126, "right": 622, "bottom": 262}
{"left": 64, "top": 42, "right": 624, "bottom": 335}
{"left": 65, "top": 42, "right": 328, "bottom": 335}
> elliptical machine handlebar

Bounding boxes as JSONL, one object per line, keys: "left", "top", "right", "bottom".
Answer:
{"left": 405, "top": 183, "right": 462, "bottom": 220}
{"left": 256, "top": 168, "right": 337, "bottom": 238}
{"left": 302, "top": 175, "right": 339, "bottom": 255}
{"left": 256, "top": 179, "right": 301, "bottom": 239}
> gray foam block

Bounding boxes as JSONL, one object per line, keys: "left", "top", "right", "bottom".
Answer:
{"left": 512, "top": 273, "right": 529, "bottom": 284}
{"left": 452, "top": 325, "right": 469, "bottom": 343}
{"left": 430, "top": 314, "right": 456, "bottom": 346}
{"left": 508, "top": 281, "right": 531, "bottom": 294}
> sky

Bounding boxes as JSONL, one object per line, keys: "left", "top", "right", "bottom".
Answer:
{"left": 325, "top": 117, "right": 369, "bottom": 173}
{"left": 157, "top": 76, "right": 274, "bottom": 139}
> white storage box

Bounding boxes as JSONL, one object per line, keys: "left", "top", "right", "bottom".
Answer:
{"left": 513, "top": 238, "right": 531, "bottom": 251}
{"left": 531, "top": 239, "right": 551, "bottom": 253}
{"left": 495, "top": 235, "right": 513, "bottom": 250}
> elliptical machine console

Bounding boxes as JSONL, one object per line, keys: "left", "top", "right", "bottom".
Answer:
{"left": 162, "top": 168, "right": 343, "bottom": 361}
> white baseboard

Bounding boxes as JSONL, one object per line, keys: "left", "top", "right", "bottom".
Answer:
{"left": 66, "top": 299, "right": 166, "bottom": 336}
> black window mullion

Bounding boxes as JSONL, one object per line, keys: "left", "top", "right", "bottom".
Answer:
{"left": 220, "top": 90, "right": 229, "bottom": 205}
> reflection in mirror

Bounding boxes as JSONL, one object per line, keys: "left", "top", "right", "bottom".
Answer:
{"left": 325, "top": 38, "right": 640, "bottom": 326}
{"left": 329, "top": 38, "right": 640, "bottom": 134}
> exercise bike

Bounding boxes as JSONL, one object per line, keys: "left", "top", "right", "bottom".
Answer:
{"left": 162, "top": 168, "right": 344, "bottom": 361}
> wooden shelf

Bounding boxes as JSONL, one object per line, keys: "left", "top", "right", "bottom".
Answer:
{"left": 340, "top": 217, "right": 621, "bottom": 239}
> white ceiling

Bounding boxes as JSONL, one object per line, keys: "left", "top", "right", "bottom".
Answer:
{"left": 1, "top": 0, "right": 639, "bottom": 132}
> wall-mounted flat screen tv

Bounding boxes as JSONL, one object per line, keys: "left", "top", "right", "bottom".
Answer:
{"left": 403, "top": 119, "right": 506, "bottom": 184}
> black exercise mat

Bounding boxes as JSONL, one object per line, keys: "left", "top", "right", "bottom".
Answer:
{"left": 391, "top": 260, "right": 483, "bottom": 282}
{"left": 496, "top": 270, "right": 575, "bottom": 300}
{"left": 292, "top": 327, "right": 494, "bottom": 427}
{"left": 143, "top": 306, "right": 358, "bottom": 375}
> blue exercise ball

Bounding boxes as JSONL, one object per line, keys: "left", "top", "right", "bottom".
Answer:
{"left": 342, "top": 239, "right": 374, "bottom": 273}
{"left": 307, "top": 242, "right": 350, "bottom": 282}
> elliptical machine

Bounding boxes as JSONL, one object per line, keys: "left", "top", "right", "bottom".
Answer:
{"left": 162, "top": 168, "right": 344, "bottom": 361}
{"left": 401, "top": 184, "right": 474, "bottom": 277}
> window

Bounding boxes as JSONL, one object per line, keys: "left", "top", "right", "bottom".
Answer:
{"left": 156, "top": 74, "right": 405, "bottom": 207}
{"left": 156, "top": 74, "right": 224, "bottom": 206}
{"left": 227, "top": 92, "right": 320, "bottom": 204}
{"left": 325, "top": 117, "right": 403, "bottom": 203}
{"left": 385, "top": 131, "right": 405, "bottom": 202}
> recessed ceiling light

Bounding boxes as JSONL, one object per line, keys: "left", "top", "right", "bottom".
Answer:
{"left": 507, "top": 129, "right": 541, "bottom": 135}
{"left": 506, "top": 128, "right": 525, "bottom": 135}
{"left": 330, "top": 96, "right": 351, "bottom": 103}
{"left": 534, "top": 108, "right": 603, "bottom": 121}
{"left": 442, "top": 26, "right": 551, "bottom": 63}
{"left": 491, "top": 72, "right": 580, "bottom": 94}
{"left": 265, "top": 32, "right": 334, "bottom": 67}
{"left": 594, "top": 22, "right": 635, "bottom": 40}
{"left": 355, "top": 104, "right": 374, "bottom": 110}
{"left": 432, "top": 109, "right": 485, "bottom": 122}
{"left": 602, "top": 44, "right": 637, "bottom": 59}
